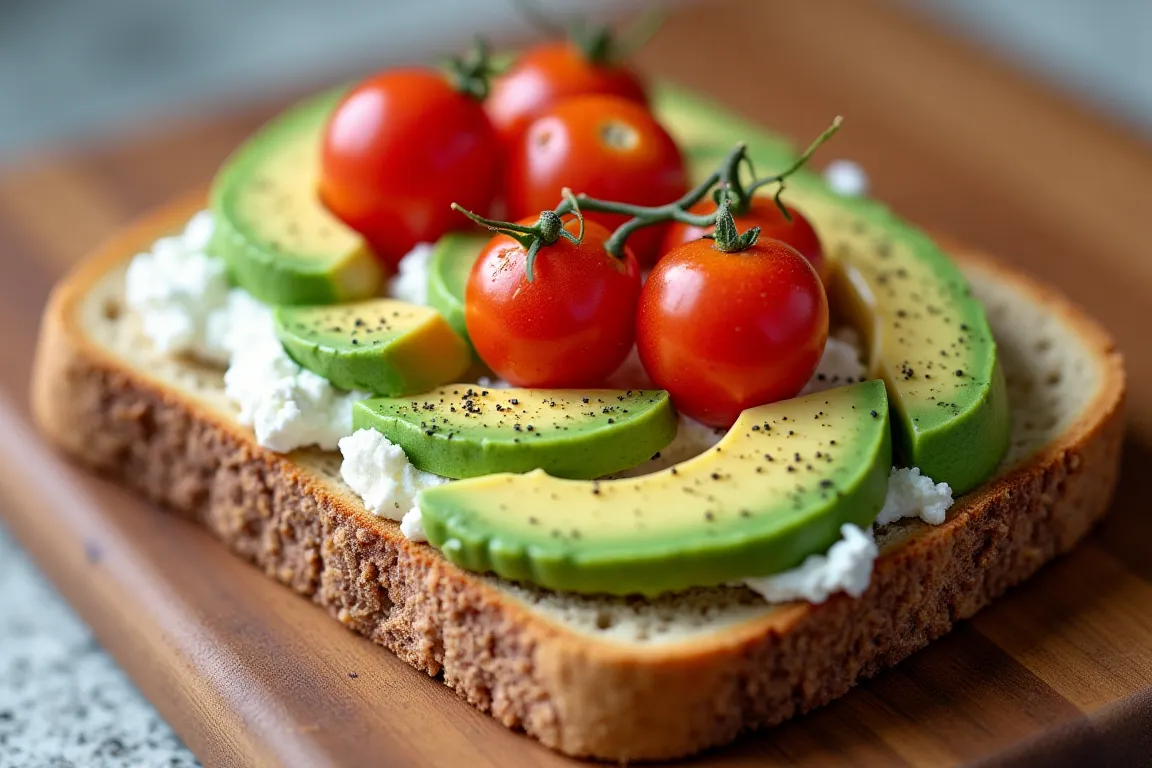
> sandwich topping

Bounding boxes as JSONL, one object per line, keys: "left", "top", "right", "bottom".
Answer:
{"left": 125, "top": 210, "right": 230, "bottom": 364}
{"left": 122, "top": 39, "right": 993, "bottom": 603}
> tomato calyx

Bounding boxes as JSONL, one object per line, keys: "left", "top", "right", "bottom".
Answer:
{"left": 704, "top": 198, "right": 761, "bottom": 253}
{"left": 452, "top": 188, "right": 585, "bottom": 282}
{"left": 515, "top": 0, "right": 665, "bottom": 65}
{"left": 446, "top": 37, "right": 499, "bottom": 101}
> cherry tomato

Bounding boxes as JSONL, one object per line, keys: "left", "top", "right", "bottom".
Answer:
{"left": 663, "top": 198, "right": 828, "bottom": 281}
{"left": 466, "top": 216, "right": 641, "bottom": 387}
{"left": 636, "top": 238, "right": 828, "bottom": 427}
{"left": 319, "top": 69, "right": 500, "bottom": 270}
{"left": 486, "top": 42, "right": 647, "bottom": 146}
{"left": 505, "top": 95, "right": 687, "bottom": 267}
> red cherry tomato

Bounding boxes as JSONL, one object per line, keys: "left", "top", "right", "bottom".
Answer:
{"left": 466, "top": 216, "right": 641, "bottom": 387}
{"left": 319, "top": 69, "right": 500, "bottom": 269}
{"left": 486, "top": 42, "right": 647, "bottom": 146}
{"left": 505, "top": 95, "right": 687, "bottom": 267}
{"left": 636, "top": 237, "right": 828, "bottom": 427}
{"left": 663, "top": 198, "right": 828, "bottom": 281}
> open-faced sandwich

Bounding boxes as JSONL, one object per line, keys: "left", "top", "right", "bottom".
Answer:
{"left": 31, "top": 19, "right": 1124, "bottom": 762}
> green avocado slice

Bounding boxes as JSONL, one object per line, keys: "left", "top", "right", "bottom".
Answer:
{"left": 417, "top": 381, "right": 891, "bottom": 596}
{"left": 817, "top": 212, "right": 1010, "bottom": 494}
{"left": 426, "top": 232, "right": 487, "bottom": 347}
{"left": 354, "top": 386, "right": 676, "bottom": 480}
{"left": 209, "top": 89, "right": 384, "bottom": 305}
{"left": 657, "top": 84, "right": 1009, "bottom": 493}
{"left": 274, "top": 299, "right": 471, "bottom": 395}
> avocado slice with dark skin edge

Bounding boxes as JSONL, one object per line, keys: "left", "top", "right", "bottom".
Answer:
{"left": 427, "top": 232, "right": 487, "bottom": 349}
{"left": 658, "top": 84, "right": 1008, "bottom": 494}
{"left": 274, "top": 299, "right": 471, "bottom": 396}
{"left": 354, "top": 386, "right": 677, "bottom": 480}
{"left": 417, "top": 381, "right": 892, "bottom": 596}
{"left": 209, "top": 88, "right": 384, "bottom": 306}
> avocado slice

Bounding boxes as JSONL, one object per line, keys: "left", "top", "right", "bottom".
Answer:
{"left": 354, "top": 386, "right": 676, "bottom": 480}
{"left": 427, "top": 232, "right": 487, "bottom": 346}
{"left": 274, "top": 298, "right": 471, "bottom": 395}
{"left": 821, "top": 223, "right": 1009, "bottom": 494}
{"left": 210, "top": 90, "right": 384, "bottom": 306}
{"left": 658, "top": 85, "right": 1008, "bottom": 494}
{"left": 418, "top": 381, "right": 891, "bottom": 596}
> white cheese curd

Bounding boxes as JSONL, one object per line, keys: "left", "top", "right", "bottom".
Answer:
{"left": 476, "top": 375, "right": 512, "bottom": 389}
{"left": 743, "top": 466, "right": 952, "bottom": 604}
{"left": 125, "top": 210, "right": 231, "bottom": 364}
{"left": 387, "top": 243, "right": 435, "bottom": 305}
{"left": 221, "top": 293, "right": 369, "bottom": 453}
{"left": 400, "top": 508, "right": 428, "bottom": 542}
{"left": 338, "top": 428, "right": 448, "bottom": 539}
{"left": 799, "top": 331, "right": 867, "bottom": 396}
{"left": 744, "top": 524, "right": 877, "bottom": 604}
{"left": 824, "top": 159, "right": 869, "bottom": 197}
{"left": 875, "top": 467, "right": 954, "bottom": 526}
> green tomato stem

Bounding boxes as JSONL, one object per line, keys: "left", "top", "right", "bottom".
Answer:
{"left": 447, "top": 36, "right": 496, "bottom": 101}
{"left": 452, "top": 118, "right": 841, "bottom": 271}
{"left": 553, "top": 142, "right": 749, "bottom": 258}
{"left": 706, "top": 197, "right": 761, "bottom": 253}
{"left": 741, "top": 115, "right": 843, "bottom": 219}
{"left": 450, "top": 188, "right": 585, "bottom": 283}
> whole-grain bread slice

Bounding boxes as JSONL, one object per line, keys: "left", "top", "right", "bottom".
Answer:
{"left": 31, "top": 191, "right": 1125, "bottom": 762}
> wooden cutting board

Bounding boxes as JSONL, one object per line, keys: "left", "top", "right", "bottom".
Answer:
{"left": 2, "top": 0, "right": 1151, "bottom": 765}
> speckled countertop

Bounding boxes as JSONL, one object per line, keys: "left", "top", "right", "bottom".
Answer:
{"left": 0, "top": 525, "right": 199, "bottom": 768}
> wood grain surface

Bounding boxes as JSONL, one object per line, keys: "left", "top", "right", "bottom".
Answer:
{"left": 1, "top": 0, "right": 1150, "bottom": 765}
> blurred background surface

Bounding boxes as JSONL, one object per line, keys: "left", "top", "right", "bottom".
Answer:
{"left": 0, "top": 0, "right": 1149, "bottom": 166}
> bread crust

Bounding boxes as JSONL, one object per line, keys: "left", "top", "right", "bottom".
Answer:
{"left": 31, "top": 193, "right": 1126, "bottom": 761}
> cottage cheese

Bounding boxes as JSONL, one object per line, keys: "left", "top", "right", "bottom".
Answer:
{"left": 125, "top": 211, "right": 375, "bottom": 453}
{"left": 741, "top": 466, "right": 953, "bottom": 602}
{"left": 875, "top": 467, "right": 954, "bottom": 525}
{"left": 744, "top": 524, "right": 877, "bottom": 603}
{"left": 399, "top": 508, "right": 428, "bottom": 542}
{"left": 221, "top": 291, "right": 369, "bottom": 453}
{"left": 125, "top": 210, "right": 231, "bottom": 364}
{"left": 387, "top": 243, "right": 435, "bottom": 305}
{"left": 799, "top": 329, "right": 867, "bottom": 396}
{"left": 338, "top": 428, "right": 448, "bottom": 539}
{"left": 476, "top": 375, "right": 512, "bottom": 389}
{"left": 824, "top": 159, "right": 870, "bottom": 197}
{"left": 222, "top": 242, "right": 440, "bottom": 452}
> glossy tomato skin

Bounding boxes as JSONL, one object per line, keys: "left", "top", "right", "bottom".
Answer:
{"left": 505, "top": 94, "right": 687, "bottom": 267}
{"left": 319, "top": 69, "right": 500, "bottom": 270}
{"left": 486, "top": 42, "right": 647, "bottom": 146}
{"left": 466, "top": 217, "right": 641, "bottom": 388}
{"left": 636, "top": 238, "right": 828, "bottom": 427}
{"left": 663, "top": 198, "right": 828, "bottom": 281}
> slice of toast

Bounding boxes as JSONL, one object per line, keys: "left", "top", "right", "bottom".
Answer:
{"left": 31, "top": 191, "right": 1125, "bottom": 762}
